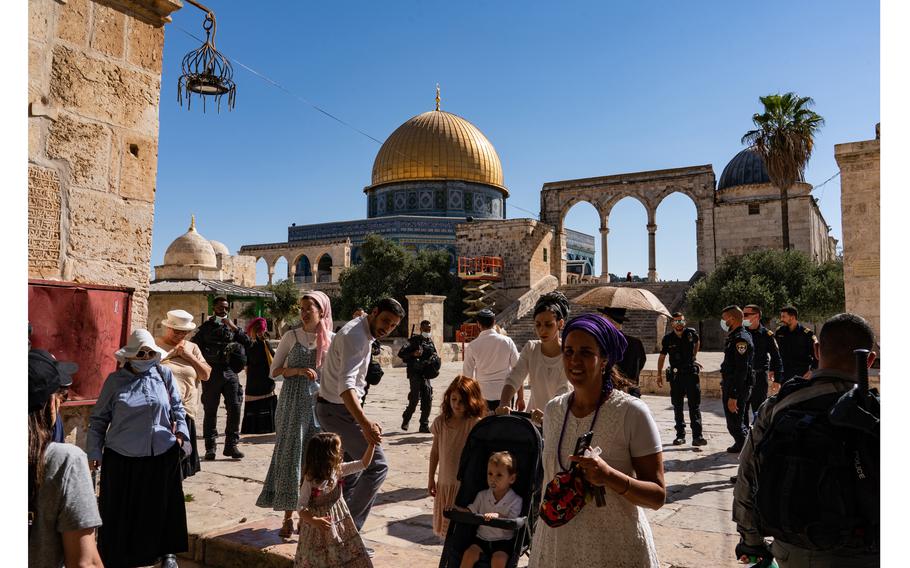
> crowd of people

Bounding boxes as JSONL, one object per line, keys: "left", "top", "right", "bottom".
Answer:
{"left": 27, "top": 289, "right": 879, "bottom": 568}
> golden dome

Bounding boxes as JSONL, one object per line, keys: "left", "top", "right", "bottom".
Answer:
{"left": 370, "top": 110, "right": 506, "bottom": 194}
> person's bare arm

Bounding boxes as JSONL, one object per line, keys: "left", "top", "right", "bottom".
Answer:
{"left": 361, "top": 442, "right": 376, "bottom": 469}
{"left": 428, "top": 435, "right": 439, "bottom": 496}
{"left": 62, "top": 528, "right": 104, "bottom": 568}
{"left": 183, "top": 342, "right": 211, "bottom": 381}
{"left": 657, "top": 353, "right": 667, "bottom": 387}
{"left": 570, "top": 451, "right": 666, "bottom": 510}
{"left": 497, "top": 384, "right": 517, "bottom": 413}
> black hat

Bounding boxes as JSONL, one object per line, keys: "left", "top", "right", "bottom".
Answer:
{"left": 477, "top": 308, "right": 495, "bottom": 319}
{"left": 597, "top": 307, "right": 627, "bottom": 324}
{"left": 28, "top": 349, "right": 78, "bottom": 413}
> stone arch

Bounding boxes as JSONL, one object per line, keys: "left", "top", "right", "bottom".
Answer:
{"left": 272, "top": 255, "right": 289, "bottom": 284}
{"left": 654, "top": 191, "right": 701, "bottom": 280}
{"left": 292, "top": 253, "right": 313, "bottom": 284}
{"left": 540, "top": 165, "right": 717, "bottom": 283}
{"left": 316, "top": 253, "right": 333, "bottom": 283}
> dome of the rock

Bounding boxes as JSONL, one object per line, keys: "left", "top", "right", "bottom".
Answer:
{"left": 370, "top": 109, "right": 506, "bottom": 194}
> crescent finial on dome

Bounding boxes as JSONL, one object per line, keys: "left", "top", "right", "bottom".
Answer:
{"left": 435, "top": 83, "right": 441, "bottom": 111}
{"left": 189, "top": 214, "right": 196, "bottom": 231}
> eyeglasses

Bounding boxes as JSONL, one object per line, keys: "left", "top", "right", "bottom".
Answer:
{"left": 134, "top": 348, "right": 156, "bottom": 359}
{"left": 672, "top": 320, "right": 685, "bottom": 325}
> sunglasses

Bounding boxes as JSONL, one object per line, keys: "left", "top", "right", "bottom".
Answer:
{"left": 672, "top": 319, "right": 685, "bottom": 325}
{"left": 133, "top": 348, "right": 157, "bottom": 359}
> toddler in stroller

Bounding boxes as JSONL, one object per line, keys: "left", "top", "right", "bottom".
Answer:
{"left": 439, "top": 413, "right": 543, "bottom": 568}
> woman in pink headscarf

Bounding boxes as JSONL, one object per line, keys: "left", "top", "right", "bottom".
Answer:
{"left": 256, "top": 291, "right": 335, "bottom": 538}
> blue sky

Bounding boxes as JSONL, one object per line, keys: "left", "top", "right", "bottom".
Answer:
{"left": 153, "top": 0, "right": 880, "bottom": 283}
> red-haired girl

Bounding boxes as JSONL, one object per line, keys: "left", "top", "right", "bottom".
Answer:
{"left": 428, "top": 375, "right": 487, "bottom": 537}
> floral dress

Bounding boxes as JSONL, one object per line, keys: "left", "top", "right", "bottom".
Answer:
{"left": 257, "top": 330, "right": 322, "bottom": 511}
{"left": 430, "top": 414, "right": 481, "bottom": 537}
{"left": 295, "top": 461, "right": 373, "bottom": 568}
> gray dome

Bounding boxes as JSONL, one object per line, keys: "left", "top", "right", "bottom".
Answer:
{"left": 717, "top": 147, "right": 770, "bottom": 190}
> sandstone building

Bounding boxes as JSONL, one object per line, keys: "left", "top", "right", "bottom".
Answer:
{"left": 836, "top": 124, "right": 880, "bottom": 341}
{"left": 28, "top": 0, "right": 182, "bottom": 328}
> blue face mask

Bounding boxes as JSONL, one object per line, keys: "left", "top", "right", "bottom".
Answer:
{"left": 720, "top": 319, "right": 730, "bottom": 332}
{"left": 742, "top": 318, "right": 753, "bottom": 328}
{"left": 130, "top": 358, "right": 159, "bottom": 372}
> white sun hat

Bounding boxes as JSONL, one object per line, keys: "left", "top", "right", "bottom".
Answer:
{"left": 115, "top": 329, "right": 169, "bottom": 362}
{"left": 162, "top": 309, "right": 197, "bottom": 331}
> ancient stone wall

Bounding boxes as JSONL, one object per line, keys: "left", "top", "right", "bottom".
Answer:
{"left": 835, "top": 131, "right": 880, "bottom": 341}
{"left": 28, "top": 0, "right": 180, "bottom": 328}
{"left": 455, "top": 219, "right": 555, "bottom": 310}
{"left": 231, "top": 255, "right": 258, "bottom": 287}
{"left": 147, "top": 292, "right": 211, "bottom": 338}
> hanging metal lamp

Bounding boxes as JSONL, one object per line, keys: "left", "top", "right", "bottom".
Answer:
{"left": 178, "top": 0, "right": 236, "bottom": 112}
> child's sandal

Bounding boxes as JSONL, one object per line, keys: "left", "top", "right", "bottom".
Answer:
{"left": 279, "top": 518, "right": 294, "bottom": 538}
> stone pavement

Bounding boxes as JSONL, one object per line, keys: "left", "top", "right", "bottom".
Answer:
{"left": 180, "top": 360, "right": 743, "bottom": 568}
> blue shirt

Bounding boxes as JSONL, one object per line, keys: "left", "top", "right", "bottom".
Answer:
{"left": 87, "top": 364, "right": 190, "bottom": 462}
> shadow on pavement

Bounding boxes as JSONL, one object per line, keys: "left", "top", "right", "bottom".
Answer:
{"left": 217, "top": 525, "right": 285, "bottom": 547}
{"left": 388, "top": 435, "right": 432, "bottom": 446}
{"left": 666, "top": 478, "right": 734, "bottom": 505}
{"left": 376, "top": 486, "right": 430, "bottom": 505}
{"left": 241, "top": 433, "right": 277, "bottom": 445}
{"left": 385, "top": 514, "right": 438, "bottom": 545}
{"left": 663, "top": 451, "right": 739, "bottom": 473}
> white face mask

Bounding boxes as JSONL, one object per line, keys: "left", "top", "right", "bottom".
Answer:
{"left": 130, "top": 358, "right": 159, "bottom": 372}
{"left": 214, "top": 315, "right": 225, "bottom": 324}
{"left": 421, "top": 332, "right": 431, "bottom": 338}
{"left": 720, "top": 319, "right": 730, "bottom": 332}
{"left": 742, "top": 318, "right": 753, "bottom": 328}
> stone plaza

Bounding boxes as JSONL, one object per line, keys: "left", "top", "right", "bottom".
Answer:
{"left": 179, "top": 358, "right": 745, "bottom": 568}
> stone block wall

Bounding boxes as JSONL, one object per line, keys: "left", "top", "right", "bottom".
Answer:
{"left": 714, "top": 182, "right": 835, "bottom": 262}
{"left": 231, "top": 255, "right": 258, "bottom": 287}
{"left": 147, "top": 293, "right": 211, "bottom": 338}
{"left": 28, "top": 0, "right": 179, "bottom": 328}
{"left": 835, "top": 132, "right": 880, "bottom": 342}
{"left": 455, "top": 219, "right": 555, "bottom": 309}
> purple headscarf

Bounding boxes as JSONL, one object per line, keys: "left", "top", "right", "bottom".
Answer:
{"left": 562, "top": 313, "right": 628, "bottom": 395}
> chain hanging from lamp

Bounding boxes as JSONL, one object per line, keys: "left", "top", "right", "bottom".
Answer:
{"left": 177, "top": 0, "right": 236, "bottom": 112}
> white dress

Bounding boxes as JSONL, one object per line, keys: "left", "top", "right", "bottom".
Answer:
{"left": 504, "top": 340, "right": 571, "bottom": 410}
{"left": 529, "top": 390, "right": 663, "bottom": 568}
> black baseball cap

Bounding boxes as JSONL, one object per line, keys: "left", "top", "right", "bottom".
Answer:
{"left": 28, "top": 349, "right": 78, "bottom": 413}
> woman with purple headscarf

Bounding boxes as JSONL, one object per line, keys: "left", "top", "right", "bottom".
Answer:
{"left": 256, "top": 291, "right": 335, "bottom": 538}
{"left": 529, "top": 313, "right": 666, "bottom": 568}
{"left": 241, "top": 317, "right": 277, "bottom": 434}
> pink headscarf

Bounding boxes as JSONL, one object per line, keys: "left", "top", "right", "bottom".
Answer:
{"left": 246, "top": 317, "right": 267, "bottom": 336}
{"left": 301, "top": 290, "right": 333, "bottom": 369}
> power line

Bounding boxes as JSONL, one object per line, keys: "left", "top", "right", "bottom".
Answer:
{"left": 811, "top": 170, "right": 840, "bottom": 202}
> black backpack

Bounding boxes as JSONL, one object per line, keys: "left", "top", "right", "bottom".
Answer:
{"left": 754, "top": 380, "right": 880, "bottom": 551}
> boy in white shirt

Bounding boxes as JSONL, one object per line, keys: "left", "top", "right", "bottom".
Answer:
{"left": 452, "top": 451, "right": 523, "bottom": 568}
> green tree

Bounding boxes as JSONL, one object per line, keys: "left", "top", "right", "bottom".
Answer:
{"left": 241, "top": 279, "right": 300, "bottom": 331}
{"left": 337, "top": 234, "right": 464, "bottom": 336}
{"left": 685, "top": 250, "right": 844, "bottom": 322}
{"left": 742, "top": 92, "right": 825, "bottom": 250}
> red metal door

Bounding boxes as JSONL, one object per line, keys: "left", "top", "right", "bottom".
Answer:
{"left": 28, "top": 280, "right": 133, "bottom": 404}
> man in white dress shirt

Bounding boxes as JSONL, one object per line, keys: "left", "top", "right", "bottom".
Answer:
{"left": 316, "top": 297, "right": 405, "bottom": 533}
{"left": 463, "top": 308, "right": 520, "bottom": 411}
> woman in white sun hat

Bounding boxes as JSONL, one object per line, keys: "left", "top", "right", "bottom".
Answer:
{"left": 87, "top": 329, "right": 190, "bottom": 568}
{"left": 156, "top": 309, "right": 211, "bottom": 478}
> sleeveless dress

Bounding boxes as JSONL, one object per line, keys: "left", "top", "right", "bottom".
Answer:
{"left": 529, "top": 390, "right": 662, "bottom": 567}
{"left": 430, "top": 414, "right": 481, "bottom": 537}
{"left": 295, "top": 461, "right": 373, "bottom": 568}
{"left": 257, "top": 331, "right": 322, "bottom": 511}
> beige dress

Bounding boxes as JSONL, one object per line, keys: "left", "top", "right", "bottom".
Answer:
{"left": 529, "top": 390, "right": 663, "bottom": 567}
{"left": 156, "top": 339, "right": 204, "bottom": 422}
{"left": 430, "top": 414, "right": 481, "bottom": 537}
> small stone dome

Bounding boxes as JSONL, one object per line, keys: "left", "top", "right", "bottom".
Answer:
{"left": 163, "top": 216, "right": 217, "bottom": 268}
{"left": 209, "top": 240, "right": 230, "bottom": 257}
{"left": 717, "top": 147, "right": 770, "bottom": 190}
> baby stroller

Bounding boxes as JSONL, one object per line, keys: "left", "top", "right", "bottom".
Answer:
{"left": 439, "top": 412, "right": 544, "bottom": 568}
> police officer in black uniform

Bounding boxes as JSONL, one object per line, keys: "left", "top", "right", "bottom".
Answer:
{"left": 720, "top": 305, "right": 754, "bottom": 453}
{"left": 775, "top": 305, "right": 818, "bottom": 381}
{"left": 192, "top": 296, "right": 252, "bottom": 460}
{"left": 743, "top": 304, "right": 783, "bottom": 425}
{"left": 657, "top": 312, "right": 706, "bottom": 446}
{"left": 398, "top": 320, "right": 440, "bottom": 433}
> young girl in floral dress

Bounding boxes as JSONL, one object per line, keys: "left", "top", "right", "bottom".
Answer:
{"left": 295, "top": 433, "right": 374, "bottom": 568}
{"left": 428, "top": 375, "right": 488, "bottom": 537}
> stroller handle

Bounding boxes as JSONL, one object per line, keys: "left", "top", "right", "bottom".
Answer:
{"left": 443, "top": 509, "right": 527, "bottom": 531}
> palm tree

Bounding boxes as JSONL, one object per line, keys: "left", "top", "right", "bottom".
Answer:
{"left": 742, "top": 93, "right": 824, "bottom": 250}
